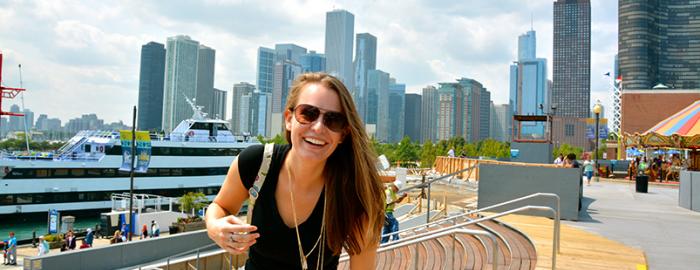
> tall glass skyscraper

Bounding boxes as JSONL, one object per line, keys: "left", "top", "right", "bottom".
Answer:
{"left": 388, "top": 83, "right": 405, "bottom": 143}
{"left": 212, "top": 88, "right": 226, "bottom": 120}
{"left": 354, "top": 33, "right": 377, "bottom": 123}
{"left": 421, "top": 86, "right": 438, "bottom": 143}
{"left": 619, "top": 0, "right": 700, "bottom": 90}
{"left": 162, "top": 35, "right": 200, "bottom": 132}
{"left": 518, "top": 30, "right": 536, "bottom": 61}
{"left": 510, "top": 29, "right": 548, "bottom": 139}
{"left": 552, "top": 0, "right": 590, "bottom": 118}
{"left": 231, "top": 82, "right": 255, "bottom": 134}
{"left": 366, "top": 69, "right": 389, "bottom": 127}
{"left": 404, "top": 93, "right": 422, "bottom": 142}
{"left": 325, "top": 9, "right": 355, "bottom": 90}
{"left": 196, "top": 45, "right": 216, "bottom": 116}
{"left": 256, "top": 47, "right": 275, "bottom": 94}
{"left": 275, "top": 43, "right": 307, "bottom": 64}
{"left": 300, "top": 51, "right": 326, "bottom": 73}
{"left": 137, "top": 41, "right": 165, "bottom": 131}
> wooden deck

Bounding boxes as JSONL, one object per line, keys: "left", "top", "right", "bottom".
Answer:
{"left": 495, "top": 214, "right": 648, "bottom": 270}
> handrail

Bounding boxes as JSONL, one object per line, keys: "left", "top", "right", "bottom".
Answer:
{"left": 397, "top": 165, "right": 477, "bottom": 194}
{"left": 383, "top": 192, "right": 561, "bottom": 253}
{"left": 130, "top": 242, "right": 219, "bottom": 270}
{"left": 382, "top": 205, "right": 559, "bottom": 270}
{"left": 341, "top": 228, "right": 500, "bottom": 270}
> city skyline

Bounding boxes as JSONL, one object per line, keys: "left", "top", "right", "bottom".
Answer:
{"left": 0, "top": 1, "right": 617, "bottom": 125}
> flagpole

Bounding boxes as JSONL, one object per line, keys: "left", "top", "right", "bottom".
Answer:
{"left": 128, "top": 106, "right": 136, "bottom": 242}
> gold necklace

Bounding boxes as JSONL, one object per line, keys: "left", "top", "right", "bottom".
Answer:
{"left": 286, "top": 163, "right": 327, "bottom": 270}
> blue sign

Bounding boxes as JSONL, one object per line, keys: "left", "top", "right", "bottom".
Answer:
{"left": 48, "top": 209, "right": 59, "bottom": 234}
{"left": 119, "top": 131, "right": 152, "bottom": 173}
{"left": 510, "top": 149, "right": 520, "bottom": 158}
{"left": 586, "top": 126, "right": 608, "bottom": 139}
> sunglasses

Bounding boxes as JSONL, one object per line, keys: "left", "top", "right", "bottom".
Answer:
{"left": 291, "top": 104, "right": 348, "bottom": 133}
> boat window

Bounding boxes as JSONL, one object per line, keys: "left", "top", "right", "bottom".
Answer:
{"left": 53, "top": 169, "right": 69, "bottom": 177}
{"left": 216, "top": 124, "right": 229, "bottom": 130}
{"left": 87, "top": 169, "right": 101, "bottom": 176}
{"left": 0, "top": 195, "right": 13, "bottom": 205}
{"left": 171, "top": 169, "right": 182, "bottom": 176}
{"left": 72, "top": 169, "right": 86, "bottom": 177}
{"left": 16, "top": 195, "right": 32, "bottom": 204}
{"left": 84, "top": 144, "right": 92, "bottom": 152}
{"left": 36, "top": 169, "right": 49, "bottom": 177}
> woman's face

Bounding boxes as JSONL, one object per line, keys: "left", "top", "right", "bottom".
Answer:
{"left": 285, "top": 83, "right": 346, "bottom": 163}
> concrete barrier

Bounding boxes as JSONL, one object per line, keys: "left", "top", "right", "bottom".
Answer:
{"left": 477, "top": 163, "right": 582, "bottom": 220}
{"left": 680, "top": 170, "right": 700, "bottom": 212}
{"left": 23, "top": 230, "right": 213, "bottom": 270}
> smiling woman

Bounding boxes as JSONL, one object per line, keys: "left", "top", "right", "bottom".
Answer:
{"left": 206, "top": 72, "right": 385, "bottom": 270}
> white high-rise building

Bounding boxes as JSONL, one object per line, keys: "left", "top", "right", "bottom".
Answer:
{"left": 162, "top": 35, "right": 200, "bottom": 132}
{"left": 325, "top": 9, "right": 355, "bottom": 90}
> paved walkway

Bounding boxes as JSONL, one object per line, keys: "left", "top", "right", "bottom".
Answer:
{"left": 566, "top": 179, "right": 700, "bottom": 269}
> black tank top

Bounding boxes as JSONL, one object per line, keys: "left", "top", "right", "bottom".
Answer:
{"left": 238, "top": 144, "right": 339, "bottom": 270}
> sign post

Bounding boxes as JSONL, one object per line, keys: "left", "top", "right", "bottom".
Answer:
{"left": 119, "top": 106, "right": 151, "bottom": 241}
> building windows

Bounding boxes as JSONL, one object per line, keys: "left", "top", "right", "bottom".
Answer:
{"left": 565, "top": 124, "right": 575, "bottom": 137}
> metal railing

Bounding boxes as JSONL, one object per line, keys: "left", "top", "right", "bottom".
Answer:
{"left": 382, "top": 192, "right": 560, "bottom": 254}
{"left": 376, "top": 205, "right": 559, "bottom": 270}
{"left": 355, "top": 228, "right": 500, "bottom": 270}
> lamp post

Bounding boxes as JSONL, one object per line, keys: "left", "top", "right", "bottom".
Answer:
{"left": 593, "top": 102, "right": 603, "bottom": 182}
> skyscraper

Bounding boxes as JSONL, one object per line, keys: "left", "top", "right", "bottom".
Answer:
{"left": 256, "top": 47, "right": 275, "bottom": 94}
{"left": 353, "top": 33, "right": 377, "bottom": 122}
{"left": 196, "top": 45, "right": 216, "bottom": 116}
{"left": 421, "top": 86, "right": 438, "bottom": 143}
{"left": 388, "top": 83, "right": 405, "bottom": 143}
{"left": 619, "top": 0, "right": 700, "bottom": 90}
{"left": 404, "top": 94, "right": 422, "bottom": 142}
{"left": 212, "top": 88, "right": 227, "bottom": 120}
{"left": 552, "top": 0, "right": 590, "bottom": 118}
{"left": 366, "top": 69, "right": 389, "bottom": 127}
{"left": 162, "top": 35, "right": 200, "bottom": 132}
{"left": 231, "top": 82, "right": 255, "bottom": 134}
{"left": 250, "top": 92, "right": 271, "bottom": 137}
{"left": 137, "top": 41, "right": 166, "bottom": 131}
{"left": 275, "top": 43, "right": 307, "bottom": 64}
{"left": 8, "top": 104, "right": 21, "bottom": 131}
{"left": 457, "top": 78, "right": 489, "bottom": 142}
{"left": 325, "top": 9, "right": 355, "bottom": 90}
{"left": 436, "top": 83, "right": 464, "bottom": 141}
{"left": 22, "top": 109, "right": 34, "bottom": 129}
{"left": 518, "top": 30, "right": 536, "bottom": 61}
{"left": 490, "top": 103, "right": 511, "bottom": 142}
{"left": 299, "top": 51, "right": 326, "bottom": 73}
{"left": 509, "top": 30, "right": 548, "bottom": 139}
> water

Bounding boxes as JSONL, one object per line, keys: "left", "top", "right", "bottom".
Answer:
{"left": 0, "top": 214, "right": 101, "bottom": 241}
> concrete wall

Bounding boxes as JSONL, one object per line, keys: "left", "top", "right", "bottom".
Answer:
{"left": 24, "top": 230, "right": 214, "bottom": 270}
{"left": 680, "top": 170, "right": 700, "bottom": 212}
{"left": 477, "top": 163, "right": 582, "bottom": 220}
{"left": 510, "top": 142, "right": 553, "bottom": 164}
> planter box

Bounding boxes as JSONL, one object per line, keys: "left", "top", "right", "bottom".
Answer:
{"left": 174, "top": 221, "right": 206, "bottom": 232}
{"left": 49, "top": 241, "right": 62, "bottom": 249}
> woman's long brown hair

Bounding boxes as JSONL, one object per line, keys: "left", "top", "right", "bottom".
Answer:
{"left": 284, "top": 72, "right": 385, "bottom": 255}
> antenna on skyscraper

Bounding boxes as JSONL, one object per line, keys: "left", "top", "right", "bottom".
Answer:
{"left": 530, "top": 13, "right": 534, "bottom": 31}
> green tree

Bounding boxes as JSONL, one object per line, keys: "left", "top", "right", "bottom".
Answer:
{"left": 393, "top": 136, "right": 419, "bottom": 163}
{"left": 179, "top": 192, "right": 209, "bottom": 216}
{"left": 420, "top": 140, "right": 436, "bottom": 168}
{"left": 554, "top": 143, "right": 583, "bottom": 159}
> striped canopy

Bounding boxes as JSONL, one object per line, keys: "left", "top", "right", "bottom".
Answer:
{"left": 625, "top": 100, "right": 700, "bottom": 149}
{"left": 646, "top": 100, "right": 700, "bottom": 136}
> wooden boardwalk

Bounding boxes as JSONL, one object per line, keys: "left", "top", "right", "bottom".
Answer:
{"left": 495, "top": 214, "right": 648, "bottom": 270}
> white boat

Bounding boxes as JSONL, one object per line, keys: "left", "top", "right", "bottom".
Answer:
{"left": 0, "top": 100, "right": 259, "bottom": 216}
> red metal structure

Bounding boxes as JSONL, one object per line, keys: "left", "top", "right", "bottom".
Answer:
{"left": 0, "top": 52, "right": 26, "bottom": 118}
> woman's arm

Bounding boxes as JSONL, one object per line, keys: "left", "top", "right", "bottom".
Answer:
{"left": 349, "top": 240, "right": 378, "bottom": 269}
{"left": 205, "top": 158, "right": 259, "bottom": 254}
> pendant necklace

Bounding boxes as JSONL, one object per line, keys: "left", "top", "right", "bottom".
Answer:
{"left": 286, "top": 163, "right": 327, "bottom": 270}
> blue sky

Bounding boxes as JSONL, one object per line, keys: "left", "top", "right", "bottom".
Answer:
{"left": 0, "top": 0, "right": 618, "bottom": 124}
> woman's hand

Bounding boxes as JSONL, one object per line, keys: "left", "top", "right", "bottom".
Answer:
{"left": 206, "top": 215, "right": 259, "bottom": 254}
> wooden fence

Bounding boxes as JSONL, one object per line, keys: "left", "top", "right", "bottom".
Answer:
{"left": 433, "top": 156, "right": 559, "bottom": 182}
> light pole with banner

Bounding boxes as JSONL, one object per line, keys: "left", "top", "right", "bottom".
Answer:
{"left": 593, "top": 102, "right": 603, "bottom": 181}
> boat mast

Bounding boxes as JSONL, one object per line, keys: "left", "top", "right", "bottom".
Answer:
{"left": 0, "top": 52, "right": 27, "bottom": 142}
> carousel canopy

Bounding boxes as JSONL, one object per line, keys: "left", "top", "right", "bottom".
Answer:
{"left": 625, "top": 100, "right": 700, "bottom": 149}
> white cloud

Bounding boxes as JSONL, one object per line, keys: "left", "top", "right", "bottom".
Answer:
{"left": 0, "top": 0, "right": 618, "bottom": 126}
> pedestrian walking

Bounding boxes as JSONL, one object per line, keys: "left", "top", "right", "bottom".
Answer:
{"left": 37, "top": 236, "right": 50, "bottom": 256}
{"left": 6, "top": 232, "right": 17, "bottom": 265}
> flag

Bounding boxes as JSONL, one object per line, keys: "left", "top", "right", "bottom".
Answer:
{"left": 616, "top": 75, "right": 622, "bottom": 84}
{"left": 604, "top": 72, "right": 610, "bottom": 77}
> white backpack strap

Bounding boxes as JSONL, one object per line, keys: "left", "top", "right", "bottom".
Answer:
{"left": 247, "top": 143, "right": 274, "bottom": 223}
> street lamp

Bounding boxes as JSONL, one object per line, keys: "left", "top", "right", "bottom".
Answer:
{"left": 593, "top": 102, "right": 603, "bottom": 182}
